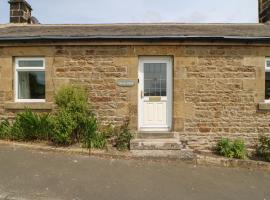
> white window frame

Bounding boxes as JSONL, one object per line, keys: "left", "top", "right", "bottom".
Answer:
{"left": 15, "top": 57, "right": 46, "bottom": 103}
{"left": 265, "top": 57, "right": 270, "bottom": 103}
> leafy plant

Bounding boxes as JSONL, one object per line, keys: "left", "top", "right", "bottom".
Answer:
{"left": 82, "top": 116, "right": 106, "bottom": 150}
{"left": 256, "top": 135, "right": 270, "bottom": 162}
{"left": 217, "top": 138, "right": 234, "bottom": 158}
{"left": 50, "top": 109, "right": 76, "bottom": 146}
{"left": 216, "top": 138, "right": 246, "bottom": 159}
{"left": 55, "top": 85, "right": 91, "bottom": 142}
{"left": 115, "top": 120, "right": 133, "bottom": 151}
{"left": 0, "top": 119, "right": 11, "bottom": 140}
{"left": 231, "top": 139, "right": 246, "bottom": 159}
{"left": 11, "top": 109, "right": 53, "bottom": 141}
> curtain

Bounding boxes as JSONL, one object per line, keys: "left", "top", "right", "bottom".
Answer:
{"left": 18, "top": 72, "right": 30, "bottom": 99}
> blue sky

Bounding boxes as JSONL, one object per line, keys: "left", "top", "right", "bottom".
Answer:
{"left": 0, "top": 0, "right": 258, "bottom": 24}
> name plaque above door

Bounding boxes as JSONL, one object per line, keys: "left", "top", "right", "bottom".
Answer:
{"left": 117, "top": 80, "right": 135, "bottom": 87}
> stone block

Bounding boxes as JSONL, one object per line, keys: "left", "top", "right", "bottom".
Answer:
{"left": 175, "top": 57, "right": 198, "bottom": 66}
{"left": 243, "top": 57, "right": 264, "bottom": 67}
{"left": 243, "top": 79, "right": 256, "bottom": 91}
{"left": 0, "top": 79, "right": 12, "bottom": 92}
{"left": 174, "top": 102, "right": 195, "bottom": 119}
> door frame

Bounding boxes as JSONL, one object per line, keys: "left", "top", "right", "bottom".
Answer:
{"left": 138, "top": 56, "right": 173, "bottom": 132}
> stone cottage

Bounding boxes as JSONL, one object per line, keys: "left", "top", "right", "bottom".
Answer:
{"left": 1, "top": 0, "right": 270, "bottom": 155}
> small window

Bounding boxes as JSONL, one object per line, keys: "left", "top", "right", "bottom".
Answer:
{"left": 265, "top": 58, "right": 270, "bottom": 102}
{"left": 15, "top": 58, "right": 45, "bottom": 102}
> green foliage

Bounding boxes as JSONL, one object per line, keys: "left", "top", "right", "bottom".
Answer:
{"left": 11, "top": 109, "right": 52, "bottom": 141}
{"left": 216, "top": 138, "right": 246, "bottom": 159}
{"left": 115, "top": 120, "right": 134, "bottom": 151}
{"left": 55, "top": 85, "right": 88, "bottom": 110}
{"left": 231, "top": 139, "right": 246, "bottom": 159}
{"left": 82, "top": 116, "right": 106, "bottom": 150}
{"left": 0, "top": 85, "right": 133, "bottom": 152}
{"left": 256, "top": 135, "right": 270, "bottom": 162}
{"left": 217, "top": 138, "right": 234, "bottom": 158}
{"left": 54, "top": 85, "right": 91, "bottom": 143}
{"left": 50, "top": 109, "right": 76, "bottom": 146}
{"left": 55, "top": 85, "right": 89, "bottom": 122}
{"left": 0, "top": 119, "right": 11, "bottom": 140}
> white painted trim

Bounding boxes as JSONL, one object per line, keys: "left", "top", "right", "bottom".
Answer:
{"left": 14, "top": 57, "right": 46, "bottom": 103}
{"left": 265, "top": 57, "right": 270, "bottom": 72}
{"left": 138, "top": 56, "right": 173, "bottom": 132}
{"left": 265, "top": 57, "right": 270, "bottom": 102}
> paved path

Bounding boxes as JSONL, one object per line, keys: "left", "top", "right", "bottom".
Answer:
{"left": 0, "top": 145, "right": 269, "bottom": 200}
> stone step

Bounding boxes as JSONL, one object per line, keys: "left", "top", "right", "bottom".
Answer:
{"left": 130, "top": 138, "right": 182, "bottom": 150}
{"left": 131, "top": 149, "right": 195, "bottom": 160}
{"left": 136, "top": 132, "right": 175, "bottom": 139}
{"left": 130, "top": 138, "right": 195, "bottom": 160}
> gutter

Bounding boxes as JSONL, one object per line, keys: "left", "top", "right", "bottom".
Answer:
{"left": 0, "top": 35, "right": 270, "bottom": 42}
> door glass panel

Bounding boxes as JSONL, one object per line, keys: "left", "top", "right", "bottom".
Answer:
{"left": 144, "top": 63, "right": 167, "bottom": 97}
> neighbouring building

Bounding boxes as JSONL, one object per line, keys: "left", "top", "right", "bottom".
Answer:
{"left": 1, "top": 0, "right": 270, "bottom": 156}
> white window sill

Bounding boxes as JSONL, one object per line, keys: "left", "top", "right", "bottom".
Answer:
{"left": 15, "top": 99, "right": 46, "bottom": 103}
{"left": 4, "top": 102, "right": 53, "bottom": 110}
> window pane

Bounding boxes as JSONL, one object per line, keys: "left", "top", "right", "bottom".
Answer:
{"left": 18, "top": 71, "right": 45, "bottom": 99}
{"left": 144, "top": 63, "right": 167, "bottom": 97}
{"left": 18, "top": 60, "right": 43, "bottom": 68}
{"left": 267, "top": 60, "right": 270, "bottom": 68}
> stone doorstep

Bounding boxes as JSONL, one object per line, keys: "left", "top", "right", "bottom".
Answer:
{"left": 130, "top": 138, "right": 182, "bottom": 150}
{"left": 131, "top": 149, "right": 195, "bottom": 160}
{"left": 136, "top": 132, "right": 176, "bottom": 139}
{"left": 130, "top": 136, "right": 195, "bottom": 160}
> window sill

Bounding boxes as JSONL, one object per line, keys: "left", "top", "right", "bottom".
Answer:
{"left": 258, "top": 102, "right": 270, "bottom": 111}
{"left": 4, "top": 102, "right": 53, "bottom": 110}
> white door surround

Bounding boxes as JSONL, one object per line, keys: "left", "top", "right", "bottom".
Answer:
{"left": 138, "top": 56, "right": 173, "bottom": 132}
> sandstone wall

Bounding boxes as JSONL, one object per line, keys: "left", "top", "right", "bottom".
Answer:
{"left": 0, "top": 45, "right": 269, "bottom": 151}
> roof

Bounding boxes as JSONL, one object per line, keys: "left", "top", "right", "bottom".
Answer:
{"left": 1, "top": 23, "right": 270, "bottom": 42}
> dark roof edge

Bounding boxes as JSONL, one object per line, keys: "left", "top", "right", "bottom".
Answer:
{"left": 1, "top": 35, "right": 270, "bottom": 42}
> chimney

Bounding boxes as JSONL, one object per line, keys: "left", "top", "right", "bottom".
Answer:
{"left": 259, "top": 0, "right": 270, "bottom": 23}
{"left": 9, "top": 0, "right": 32, "bottom": 24}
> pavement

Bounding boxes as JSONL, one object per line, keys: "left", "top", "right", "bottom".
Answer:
{"left": 0, "top": 145, "right": 269, "bottom": 200}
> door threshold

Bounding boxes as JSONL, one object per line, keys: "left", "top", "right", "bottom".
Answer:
{"left": 136, "top": 131, "right": 175, "bottom": 139}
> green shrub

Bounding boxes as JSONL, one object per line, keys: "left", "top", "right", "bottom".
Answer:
{"left": 216, "top": 138, "right": 246, "bottom": 159}
{"left": 217, "top": 138, "right": 234, "bottom": 158}
{"left": 55, "top": 85, "right": 91, "bottom": 142}
{"left": 11, "top": 109, "right": 53, "bottom": 141}
{"left": 256, "top": 135, "right": 270, "bottom": 162}
{"left": 55, "top": 85, "right": 88, "bottom": 111}
{"left": 50, "top": 109, "right": 76, "bottom": 146}
{"left": 231, "top": 139, "right": 246, "bottom": 159}
{"left": 0, "top": 119, "right": 11, "bottom": 140}
{"left": 81, "top": 116, "right": 106, "bottom": 150}
{"left": 115, "top": 120, "right": 133, "bottom": 151}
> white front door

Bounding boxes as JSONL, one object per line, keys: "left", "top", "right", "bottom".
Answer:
{"left": 138, "top": 57, "right": 172, "bottom": 132}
